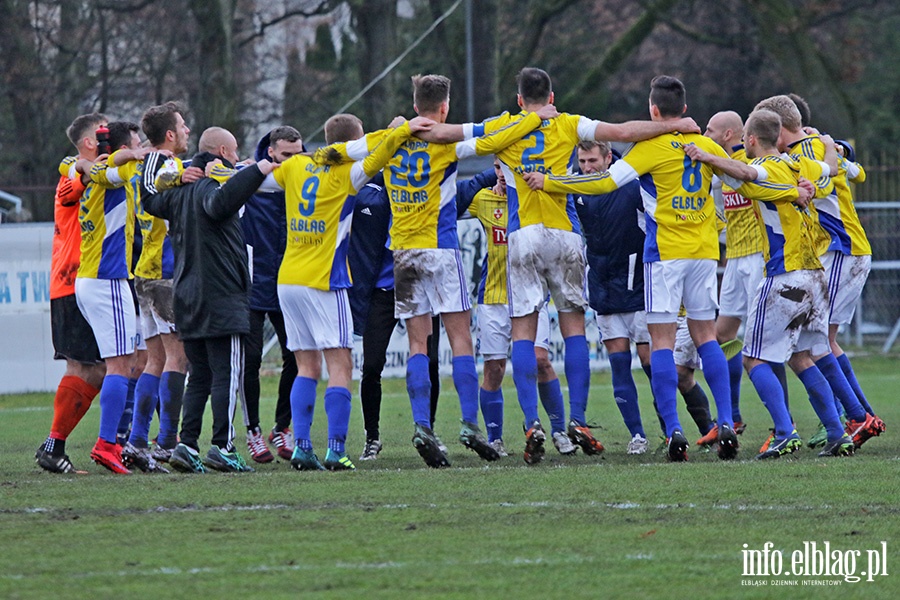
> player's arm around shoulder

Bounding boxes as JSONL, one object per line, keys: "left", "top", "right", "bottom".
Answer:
{"left": 204, "top": 159, "right": 275, "bottom": 221}
{"left": 684, "top": 139, "right": 758, "bottom": 182}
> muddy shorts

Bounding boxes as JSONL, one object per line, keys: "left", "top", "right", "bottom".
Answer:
{"left": 507, "top": 224, "right": 587, "bottom": 318}
{"left": 743, "top": 269, "right": 830, "bottom": 362}
{"left": 135, "top": 277, "right": 177, "bottom": 339}
{"left": 393, "top": 248, "right": 471, "bottom": 319}
{"left": 820, "top": 251, "right": 870, "bottom": 325}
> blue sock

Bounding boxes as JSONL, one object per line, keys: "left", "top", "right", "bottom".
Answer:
{"left": 770, "top": 362, "right": 791, "bottom": 417}
{"left": 650, "top": 349, "right": 680, "bottom": 437}
{"left": 836, "top": 353, "right": 873, "bottom": 414}
{"left": 538, "top": 379, "right": 566, "bottom": 434}
{"left": 697, "top": 340, "right": 733, "bottom": 427}
{"left": 748, "top": 363, "right": 794, "bottom": 437}
{"left": 727, "top": 353, "right": 743, "bottom": 422}
{"left": 452, "top": 355, "right": 479, "bottom": 424}
{"left": 99, "top": 374, "right": 129, "bottom": 443}
{"left": 325, "top": 386, "right": 351, "bottom": 454}
{"left": 479, "top": 388, "right": 504, "bottom": 442}
{"left": 158, "top": 371, "right": 185, "bottom": 449}
{"left": 609, "top": 351, "right": 644, "bottom": 437}
{"left": 128, "top": 373, "right": 160, "bottom": 447}
{"left": 643, "top": 362, "right": 666, "bottom": 434}
{"left": 815, "top": 353, "right": 866, "bottom": 422}
{"left": 407, "top": 353, "right": 432, "bottom": 428}
{"left": 291, "top": 376, "right": 318, "bottom": 450}
{"left": 796, "top": 366, "right": 844, "bottom": 442}
{"left": 511, "top": 340, "right": 539, "bottom": 425}
{"left": 116, "top": 377, "right": 138, "bottom": 440}
{"left": 564, "top": 335, "right": 590, "bottom": 425}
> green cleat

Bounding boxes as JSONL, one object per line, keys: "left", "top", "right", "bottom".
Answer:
{"left": 817, "top": 434, "right": 856, "bottom": 457}
{"left": 806, "top": 422, "right": 828, "bottom": 448}
{"left": 324, "top": 449, "right": 356, "bottom": 471}
{"left": 755, "top": 431, "right": 802, "bottom": 460}
{"left": 291, "top": 447, "right": 326, "bottom": 471}
{"left": 169, "top": 443, "right": 207, "bottom": 474}
{"left": 203, "top": 446, "right": 254, "bottom": 472}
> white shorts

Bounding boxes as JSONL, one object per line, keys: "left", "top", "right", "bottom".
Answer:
{"left": 278, "top": 284, "right": 352, "bottom": 351}
{"left": 674, "top": 315, "right": 700, "bottom": 369}
{"left": 74, "top": 277, "right": 138, "bottom": 359}
{"left": 719, "top": 253, "right": 765, "bottom": 318}
{"left": 595, "top": 310, "right": 650, "bottom": 344}
{"left": 393, "top": 248, "right": 471, "bottom": 319}
{"left": 507, "top": 224, "right": 587, "bottom": 318}
{"left": 743, "top": 270, "right": 830, "bottom": 363}
{"left": 821, "top": 251, "right": 871, "bottom": 325}
{"left": 644, "top": 259, "right": 718, "bottom": 323}
{"left": 478, "top": 303, "right": 551, "bottom": 360}
{"left": 135, "top": 277, "right": 177, "bottom": 339}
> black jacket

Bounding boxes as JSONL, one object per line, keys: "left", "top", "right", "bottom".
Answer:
{"left": 142, "top": 157, "right": 265, "bottom": 340}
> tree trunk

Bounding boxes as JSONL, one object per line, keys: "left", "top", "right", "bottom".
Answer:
{"left": 189, "top": 0, "right": 240, "bottom": 138}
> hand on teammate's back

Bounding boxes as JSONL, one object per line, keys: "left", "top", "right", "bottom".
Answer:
{"left": 796, "top": 177, "right": 814, "bottom": 208}
{"left": 388, "top": 115, "right": 407, "bottom": 128}
{"left": 181, "top": 165, "right": 205, "bottom": 184}
{"left": 255, "top": 158, "right": 277, "bottom": 176}
{"left": 407, "top": 116, "right": 436, "bottom": 134}
{"left": 522, "top": 171, "right": 545, "bottom": 190}
{"left": 535, "top": 103, "right": 559, "bottom": 121}
{"left": 673, "top": 117, "right": 701, "bottom": 135}
{"left": 682, "top": 142, "right": 707, "bottom": 162}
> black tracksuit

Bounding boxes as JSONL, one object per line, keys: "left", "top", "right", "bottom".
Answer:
{"left": 143, "top": 155, "right": 265, "bottom": 450}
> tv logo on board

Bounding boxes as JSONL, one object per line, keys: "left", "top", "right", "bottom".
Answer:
{"left": 741, "top": 541, "right": 888, "bottom": 586}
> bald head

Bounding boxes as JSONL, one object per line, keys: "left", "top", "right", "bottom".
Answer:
{"left": 704, "top": 111, "right": 743, "bottom": 151}
{"left": 198, "top": 126, "right": 239, "bottom": 165}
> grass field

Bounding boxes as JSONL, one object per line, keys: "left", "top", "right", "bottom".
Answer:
{"left": 2, "top": 352, "right": 899, "bottom": 599}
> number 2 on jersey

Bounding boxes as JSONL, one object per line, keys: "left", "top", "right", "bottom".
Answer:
{"left": 300, "top": 177, "right": 318, "bottom": 216}
{"left": 390, "top": 149, "right": 430, "bottom": 188}
{"left": 521, "top": 132, "right": 545, "bottom": 170}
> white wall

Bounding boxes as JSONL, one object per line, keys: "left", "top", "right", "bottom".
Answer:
{"left": 0, "top": 223, "right": 65, "bottom": 394}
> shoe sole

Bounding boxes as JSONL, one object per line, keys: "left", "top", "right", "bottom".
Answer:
{"left": 666, "top": 437, "right": 689, "bottom": 462}
{"left": 717, "top": 429, "right": 739, "bottom": 460}
{"left": 90, "top": 453, "right": 132, "bottom": 475}
{"left": 413, "top": 436, "right": 451, "bottom": 468}
{"left": 249, "top": 453, "right": 274, "bottom": 464}
{"left": 324, "top": 461, "right": 356, "bottom": 471}
{"left": 460, "top": 434, "right": 501, "bottom": 461}
{"left": 569, "top": 429, "right": 604, "bottom": 456}
{"left": 818, "top": 443, "right": 856, "bottom": 458}
{"left": 524, "top": 430, "right": 546, "bottom": 465}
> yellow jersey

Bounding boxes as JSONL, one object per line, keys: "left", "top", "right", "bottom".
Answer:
{"left": 822, "top": 156, "right": 872, "bottom": 256}
{"left": 545, "top": 133, "right": 731, "bottom": 261}
{"left": 274, "top": 122, "right": 415, "bottom": 290}
{"left": 721, "top": 146, "right": 764, "bottom": 258}
{"left": 384, "top": 112, "right": 543, "bottom": 250}
{"left": 133, "top": 152, "right": 176, "bottom": 279}
{"left": 786, "top": 135, "right": 843, "bottom": 255}
{"left": 470, "top": 188, "right": 509, "bottom": 305}
{"left": 471, "top": 112, "right": 598, "bottom": 234}
{"left": 733, "top": 154, "right": 827, "bottom": 276}
{"left": 78, "top": 157, "right": 136, "bottom": 279}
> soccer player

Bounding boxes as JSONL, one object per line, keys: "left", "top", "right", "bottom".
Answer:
{"left": 523, "top": 75, "right": 762, "bottom": 462}
{"left": 685, "top": 108, "right": 855, "bottom": 458}
{"left": 572, "top": 141, "right": 651, "bottom": 454}
{"left": 754, "top": 95, "right": 884, "bottom": 449}
{"left": 348, "top": 167, "right": 496, "bottom": 461}
{"left": 76, "top": 121, "right": 149, "bottom": 474}
{"left": 380, "top": 74, "right": 556, "bottom": 467}
{"left": 142, "top": 127, "right": 265, "bottom": 473}
{"left": 241, "top": 126, "right": 304, "bottom": 463}
{"left": 703, "top": 111, "right": 771, "bottom": 437}
{"left": 265, "top": 114, "right": 433, "bottom": 471}
{"left": 35, "top": 113, "right": 108, "bottom": 474}
{"left": 455, "top": 68, "right": 701, "bottom": 464}
{"left": 470, "top": 158, "right": 574, "bottom": 458}
{"left": 104, "top": 102, "right": 190, "bottom": 471}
